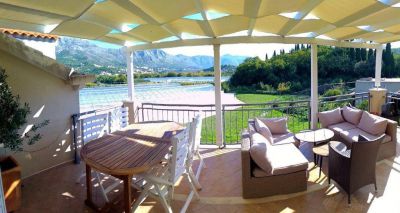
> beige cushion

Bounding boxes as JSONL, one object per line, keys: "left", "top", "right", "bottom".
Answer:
{"left": 357, "top": 111, "right": 388, "bottom": 135}
{"left": 318, "top": 108, "right": 344, "bottom": 127}
{"left": 328, "top": 122, "right": 357, "bottom": 133}
{"left": 254, "top": 118, "right": 273, "bottom": 143}
{"left": 272, "top": 133, "right": 297, "bottom": 145}
{"left": 340, "top": 128, "right": 391, "bottom": 144}
{"left": 258, "top": 117, "right": 288, "bottom": 134}
{"left": 268, "top": 144, "right": 309, "bottom": 175}
{"left": 251, "top": 132, "right": 270, "bottom": 144}
{"left": 249, "top": 141, "right": 272, "bottom": 174}
{"left": 342, "top": 106, "right": 363, "bottom": 125}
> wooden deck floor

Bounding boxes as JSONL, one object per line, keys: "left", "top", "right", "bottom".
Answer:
{"left": 15, "top": 139, "right": 400, "bottom": 213}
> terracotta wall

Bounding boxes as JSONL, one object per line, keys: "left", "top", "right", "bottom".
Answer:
{"left": 0, "top": 50, "right": 79, "bottom": 178}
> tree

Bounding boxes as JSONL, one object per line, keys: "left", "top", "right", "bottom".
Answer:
{"left": 349, "top": 48, "right": 355, "bottom": 61}
{"left": 355, "top": 48, "right": 361, "bottom": 61}
{"left": 0, "top": 68, "right": 49, "bottom": 151}
{"left": 383, "top": 43, "right": 395, "bottom": 77}
{"left": 361, "top": 48, "right": 367, "bottom": 61}
{"left": 367, "top": 48, "right": 374, "bottom": 61}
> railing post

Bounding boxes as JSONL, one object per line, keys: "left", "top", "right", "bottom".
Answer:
{"left": 71, "top": 114, "right": 80, "bottom": 164}
{"left": 307, "top": 101, "right": 311, "bottom": 129}
{"left": 108, "top": 111, "right": 112, "bottom": 133}
{"left": 222, "top": 105, "right": 226, "bottom": 146}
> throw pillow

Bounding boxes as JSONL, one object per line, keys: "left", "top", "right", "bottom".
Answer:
{"left": 251, "top": 132, "right": 270, "bottom": 144}
{"left": 254, "top": 118, "right": 273, "bottom": 143}
{"left": 318, "top": 107, "right": 344, "bottom": 127}
{"left": 258, "top": 117, "right": 289, "bottom": 134}
{"left": 357, "top": 111, "right": 388, "bottom": 135}
{"left": 249, "top": 141, "right": 272, "bottom": 174}
{"left": 342, "top": 106, "right": 363, "bottom": 125}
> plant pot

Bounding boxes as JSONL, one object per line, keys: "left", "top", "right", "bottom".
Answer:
{"left": 0, "top": 156, "right": 21, "bottom": 212}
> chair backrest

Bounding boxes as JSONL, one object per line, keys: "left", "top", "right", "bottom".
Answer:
{"left": 350, "top": 134, "right": 385, "bottom": 182}
{"left": 189, "top": 114, "right": 202, "bottom": 153}
{"left": 169, "top": 126, "right": 191, "bottom": 183}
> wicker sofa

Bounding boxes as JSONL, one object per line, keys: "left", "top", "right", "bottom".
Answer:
{"left": 241, "top": 119, "right": 308, "bottom": 199}
{"left": 318, "top": 107, "right": 397, "bottom": 161}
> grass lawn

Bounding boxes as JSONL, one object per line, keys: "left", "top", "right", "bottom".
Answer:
{"left": 201, "top": 93, "right": 310, "bottom": 144}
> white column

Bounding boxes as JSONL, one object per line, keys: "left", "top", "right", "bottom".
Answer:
{"left": 123, "top": 49, "right": 136, "bottom": 123}
{"left": 375, "top": 47, "right": 383, "bottom": 88}
{"left": 310, "top": 44, "right": 318, "bottom": 129}
{"left": 213, "top": 44, "right": 224, "bottom": 147}
{"left": 126, "top": 50, "right": 135, "bottom": 101}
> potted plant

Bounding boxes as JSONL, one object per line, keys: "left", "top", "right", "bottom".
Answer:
{"left": 0, "top": 67, "right": 48, "bottom": 212}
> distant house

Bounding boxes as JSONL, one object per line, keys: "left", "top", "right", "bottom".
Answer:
{"left": 0, "top": 28, "right": 58, "bottom": 59}
{"left": 0, "top": 31, "right": 94, "bottom": 178}
{"left": 355, "top": 78, "right": 400, "bottom": 93}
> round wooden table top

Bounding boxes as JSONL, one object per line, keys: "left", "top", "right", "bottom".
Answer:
{"left": 81, "top": 121, "right": 184, "bottom": 176}
{"left": 312, "top": 143, "right": 329, "bottom": 157}
{"left": 295, "top": 128, "right": 334, "bottom": 144}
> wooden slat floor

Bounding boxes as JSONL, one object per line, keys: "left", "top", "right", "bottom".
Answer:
{"left": 15, "top": 132, "right": 400, "bottom": 213}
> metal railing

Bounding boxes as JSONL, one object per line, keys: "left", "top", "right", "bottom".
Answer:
{"left": 222, "top": 100, "right": 311, "bottom": 144}
{"left": 135, "top": 92, "right": 371, "bottom": 145}
{"left": 73, "top": 92, "right": 371, "bottom": 150}
{"left": 136, "top": 103, "right": 217, "bottom": 145}
{"left": 71, "top": 105, "right": 128, "bottom": 163}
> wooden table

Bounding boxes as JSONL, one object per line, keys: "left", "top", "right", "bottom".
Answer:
{"left": 81, "top": 121, "right": 184, "bottom": 212}
{"left": 312, "top": 144, "right": 329, "bottom": 177}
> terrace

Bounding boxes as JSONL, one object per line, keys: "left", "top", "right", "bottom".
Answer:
{"left": 1, "top": 0, "right": 400, "bottom": 212}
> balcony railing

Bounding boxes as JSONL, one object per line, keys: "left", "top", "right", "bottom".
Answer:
{"left": 71, "top": 92, "right": 372, "bottom": 161}
{"left": 135, "top": 92, "right": 371, "bottom": 145}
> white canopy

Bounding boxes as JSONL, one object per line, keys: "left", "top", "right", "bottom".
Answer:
{"left": 1, "top": 0, "right": 400, "bottom": 50}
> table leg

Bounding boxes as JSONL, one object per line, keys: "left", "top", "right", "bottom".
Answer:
{"left": 84, "top": 164, "right": 96, "bottom": 208}
{"left": 319, "top": 156, "right": 323, "bottom": 178}
{"left": 123, "top": 175, "right": 132, "bottom": 213}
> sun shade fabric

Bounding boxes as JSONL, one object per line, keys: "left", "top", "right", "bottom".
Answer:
{"left": 1, "top": 0, "right": 400, "bottom": 48}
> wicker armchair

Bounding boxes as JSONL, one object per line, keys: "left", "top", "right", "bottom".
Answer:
{"left": 328, "top": 134, "right": 385, "bottom": 205}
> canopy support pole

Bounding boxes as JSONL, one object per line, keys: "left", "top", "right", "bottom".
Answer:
{"left": 213, "top": 44, "right": 224, "bottom": 147}
{"left": 375, "top": 47, "right": 383, "bottom": 87}
{"left": 310, "top": 44, "right": 318, "bottom": 129}
{"left": 123, "top": 49, "right": 137, "bottom": 124}
{"left": 126, "top": 50, "right": 135, "bottom": 101}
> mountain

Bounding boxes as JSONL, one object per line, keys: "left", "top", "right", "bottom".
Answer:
{"left": 56, "top": 37, "right": 247, "bottom": 74}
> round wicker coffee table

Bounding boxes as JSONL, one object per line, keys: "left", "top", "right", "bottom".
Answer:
{"left": 294, "top": 128, "right": 334, "bottom": 144}
{"left": 295, "top": 128, "right": 334, "bottom": 166}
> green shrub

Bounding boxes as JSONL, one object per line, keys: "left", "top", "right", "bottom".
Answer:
{"left": 323, "top": 88, "right": 342, "bottom": 97}
{"left": 277, "top": 82, "right": 291, "bottom": 94}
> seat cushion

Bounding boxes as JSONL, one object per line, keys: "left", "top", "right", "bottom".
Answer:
{"left": 340, "top": 128, "right": 392, "bottom": 144}
{"left": 254, "top": 118, "right": 273, "bottom": 143}
{"left": 342, "top": 106, "right": 363, "bottom": 125}
{"left": 268, "top": 144, "right": 309, "bottom": 175}
{"left": 328, "top": 122, "right": 357, "bottom": 134}
{"left": 357, "top": 111, "right": 388, "bottom": 135}
{"left": 318, "top": 108, "right": 344, "bottom": 127}
{"left": 258, "top": 117, "right": 289, "bottom": 134}
{"left": 272, "top": 133, "right": 297, "bottom": 145}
